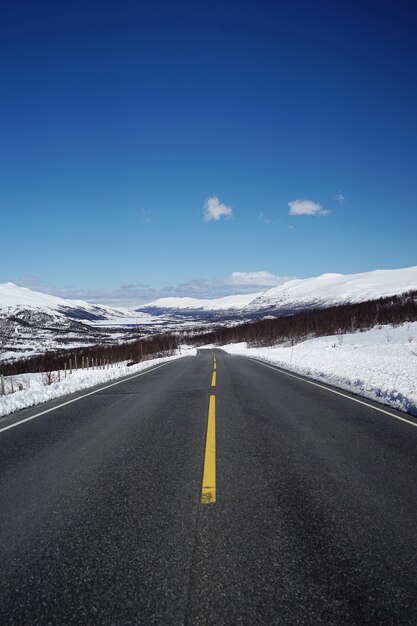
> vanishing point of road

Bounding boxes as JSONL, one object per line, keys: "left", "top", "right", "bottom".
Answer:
{"left": 1, "top": 349, "right": 417, "bottom": 624}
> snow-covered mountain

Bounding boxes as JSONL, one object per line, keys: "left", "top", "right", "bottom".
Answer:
{"left": 0, "top": 283, "right": 130, "bottom": 322}
{"left": 137, "top": 266, "right": 417, "bottom": 316}
{"left": 0, "top": 283, "right": 137, "bottom": 361}
{"left": 3, "top": 266, "right": 417, "bottom": 325}
{"left": 247, "top": 266, "right": 417, "bottom": 314}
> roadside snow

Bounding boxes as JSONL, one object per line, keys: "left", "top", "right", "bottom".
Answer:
{"left": 0, "top": 348, "right": 197, "bottom": 418}
{"left": 221, "top": 323, "right": 417, "bottom": 416}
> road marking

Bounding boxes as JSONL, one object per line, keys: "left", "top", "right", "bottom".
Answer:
{"left": 0, "top": 361, "right": 173, "bottom": 435}
{"left": 201, "top": 395, "right": 216, "bottom": 504}
{"left": 250, "top": 358, "right": 417, "bottom": 430}
{"left": 211, "top": 371, "right": 216, "bottom": 387}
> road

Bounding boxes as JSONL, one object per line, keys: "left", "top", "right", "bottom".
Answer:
{"left": 1, "top": 348, "right": 417, "bottom": 624}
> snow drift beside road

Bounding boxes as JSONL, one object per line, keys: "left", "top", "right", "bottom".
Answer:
{"left": 221, "top": 323, "right": 417, "bottom": 416}
{"left": 0, "top": 349, "right": 197, "bottom": 418}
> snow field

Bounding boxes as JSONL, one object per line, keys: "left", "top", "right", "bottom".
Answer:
{"left": 0, "top": 347, "right": 197, "bottom": 418}
{"left": 221, "top": 322, "right": 417, "bottom": 416}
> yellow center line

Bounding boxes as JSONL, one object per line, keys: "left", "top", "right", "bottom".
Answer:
{"left": 211, "top": 370, "right": 216, "bottom": 386}
{"left": 201, "top": 395, "right": 216, "bottom": 504}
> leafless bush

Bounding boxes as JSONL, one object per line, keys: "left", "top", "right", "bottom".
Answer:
{"left": 2, "top": 334, "right": 179, "bottom": 376}
{"left": 42, "top": 371, "right": 58, "bottom": 386}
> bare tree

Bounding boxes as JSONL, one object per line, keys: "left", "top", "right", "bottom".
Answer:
{"left": 0, "top": 318, "right": 13, "bottom": 360}
{"left": 42, "top": 371, "right": 58, "bottom": 386}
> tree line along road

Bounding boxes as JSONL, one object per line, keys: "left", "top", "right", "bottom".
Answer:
{"left": 1, "top": 348, "right": 417, "bottom": 624}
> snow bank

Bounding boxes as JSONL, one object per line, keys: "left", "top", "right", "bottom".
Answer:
{"left": 221, "top": 323, "right": 417, "bottom": 416}
{"left": 0, "top": 348, "right": 197, "bottom": 418}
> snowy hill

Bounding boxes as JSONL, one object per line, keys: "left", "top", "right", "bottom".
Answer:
{"left": 0, "top": 283, "right": 138, "bottom": 361}
{"left": 248, "top": 266, "right": 417, "bottom": 313}
{"left": 3, "top": 267, "right": 417, "bottom": 324}
{"left": 138, "top": 266, "right": 417, "bottom": 317}
{"left": 0, "top": 283, "right": 130, "bottom": 321}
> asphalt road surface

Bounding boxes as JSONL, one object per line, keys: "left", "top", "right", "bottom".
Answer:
{"left": 1, "top": 349, "right": 417, "bottom": 624}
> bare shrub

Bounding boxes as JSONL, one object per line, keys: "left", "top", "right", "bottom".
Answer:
{"left": 42, "top": 371, "right": 58, "bottom": 386}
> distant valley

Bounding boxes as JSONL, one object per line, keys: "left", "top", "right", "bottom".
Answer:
{"left": 1, "top": 266, "right": 417, "bottom": 360}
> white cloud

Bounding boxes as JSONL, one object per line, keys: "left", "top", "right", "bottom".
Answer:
{"left": 169, "top": 271, "right": 293, "bottom": 298}
{"left": 335, "top": 192, "right": 345, "bottom": 203}
{"left": 203, "top": 196, "right": 233, "bottom": 221}
{"left": 288, "top": 199, "right": 330, "bottom": 217}
{"left": 13, "top": 275, "right": 55, "bottom": 293}
{"left": 226, "top": 271, "right": 285, "bottom": 287}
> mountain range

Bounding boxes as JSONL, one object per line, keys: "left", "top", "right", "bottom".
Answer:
{"left": 2, "top": 266, "right": 417, "bottom": 323}
{"left": 136, "top": 266, "right": 417, "bottom": 317}
{"left": 1, "top": 266, "right": 417, "bottom": 360}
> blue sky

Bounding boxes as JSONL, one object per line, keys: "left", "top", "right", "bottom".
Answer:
{"left": 1, "top": 0, "right": 416, "bottom": 305}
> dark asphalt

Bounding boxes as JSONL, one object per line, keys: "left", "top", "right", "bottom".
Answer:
{"left": 1, "top": 349, "right": 417, "bottom": 624}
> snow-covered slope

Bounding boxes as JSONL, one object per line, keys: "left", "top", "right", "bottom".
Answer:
{"left": 0, "top": 283, "right": 138, "bottom": 360}
{"left": 138, "top": 266, "right": 417, "bottom": 316}
{"left": 249, "top": 266, "right": 417, "bottom": 313}
{"left": 0, "top": 283, "right": 130, "bottom": 321}
{"left": 0, "top": 283, "right": 72, "bottom": 310}
{"left": 139, "top": 292, "right": 263, "bottom": 312}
